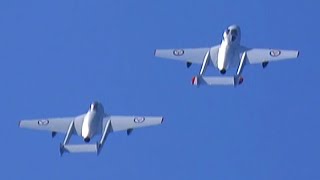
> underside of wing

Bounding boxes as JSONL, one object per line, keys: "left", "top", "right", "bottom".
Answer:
{"left": 245, "top": 48, "right": 299, "bottom": 64}
{"left": 106, "top": 116, "right": 163, "bottom": 132}
{"left": 19, "top": 117, "right": 76, "bottom": 134}
{"left": 154, "top": 47, "right": 211, "bottom": 64}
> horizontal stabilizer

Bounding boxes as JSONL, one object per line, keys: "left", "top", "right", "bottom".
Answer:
{"left": 61, "top": 143, "right": 99, "bottom": 154}
{"left": 192, "top": 76, "right": 242, "bottom": 86}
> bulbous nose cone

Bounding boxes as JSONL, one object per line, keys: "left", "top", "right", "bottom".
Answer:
{"left": 220, "top": 69, "right": 226, "bottom": 75}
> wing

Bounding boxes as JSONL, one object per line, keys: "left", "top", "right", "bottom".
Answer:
{"left": 106, "top": 116, "right": 163, "bottom": 132}
{"left": 155, "top": 46, "right": 219, "bottom": 64}
{"left": 19, "top": 117, "right": 76, "bottom": 134}
{"left": 244, "top": 48, "right": 299, "bottom": 64}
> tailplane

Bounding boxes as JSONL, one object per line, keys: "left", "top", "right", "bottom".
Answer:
{"left": 191, "top": 75, "right": 244, "bottom": 86}
{"left": 60, "top": 143, "right": 99, "bottom": 155}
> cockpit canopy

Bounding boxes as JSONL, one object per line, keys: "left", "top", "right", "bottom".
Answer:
{"left": 225, "top": 29, "right": 230, "bottom": 35}
{"left": 230, "top": 29, "right": 238, "bottom": 36}
{"left": 90, "top": 102, "right": 100, "bottom": 111}
{"left": 224, "top": 25, "right": 240, "bottom": 43}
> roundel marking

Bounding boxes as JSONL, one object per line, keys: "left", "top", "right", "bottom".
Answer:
{"left": 38, "top": 119, "right": 49, "bottom": 126}
{"left": 270, "top": 50, "right": 281, "bottom": 57}
{"left": 134, "top": 117, "right": 145, "bottom": 123}
{"left": 173, "top": 49, "right": 184, "bottom": 56}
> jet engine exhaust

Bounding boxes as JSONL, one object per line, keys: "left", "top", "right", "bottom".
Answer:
{"left": 220, "top": 69, "right": 226, "bottom": 75}
{"left": 84, "top": 137, "right": 91, "bottom": 143}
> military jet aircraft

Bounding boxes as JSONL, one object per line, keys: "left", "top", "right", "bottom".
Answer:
{"left": 19, "top": 102, "right": 163, "bottom": 155}
{"left": 154, "top": 25, "right": 299, "bottom": 86}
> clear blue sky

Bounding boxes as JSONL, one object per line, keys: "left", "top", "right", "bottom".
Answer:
{"left": 1, "top": 0, "right": 319, "bottom": 179}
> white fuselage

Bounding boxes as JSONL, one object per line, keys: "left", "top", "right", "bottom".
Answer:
{"left": 216, "top": 25, "right": 241, "bottom": 73}
{"left": 81, "top": 102, "right": 105, "bottom": 142}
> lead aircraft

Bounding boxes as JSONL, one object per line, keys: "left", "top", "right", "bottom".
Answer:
{"left": 19, "top": 102, "right": 163, "bottom": 155}
{"left": 155, "top": 25, "right": 299, "bottom": 86}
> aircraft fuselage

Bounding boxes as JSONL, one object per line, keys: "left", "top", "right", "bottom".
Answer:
{"left": 217, "top": 25, "right": 241, "bottom": 74}
{"left": 81, "top": 102, "right": 105, "bottom": 142}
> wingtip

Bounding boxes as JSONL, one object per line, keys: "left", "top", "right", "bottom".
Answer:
{"left": 161, "top": 117, "right": 164, "bottom": 124}
{"left": 153, "top": 49, "right": 156, "bottom": 56}
{"left": 297, "top": 51, "right": 300, "bottom": 58}
{"left": 18, "top": 120, "right": 21, "bottom": 127}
